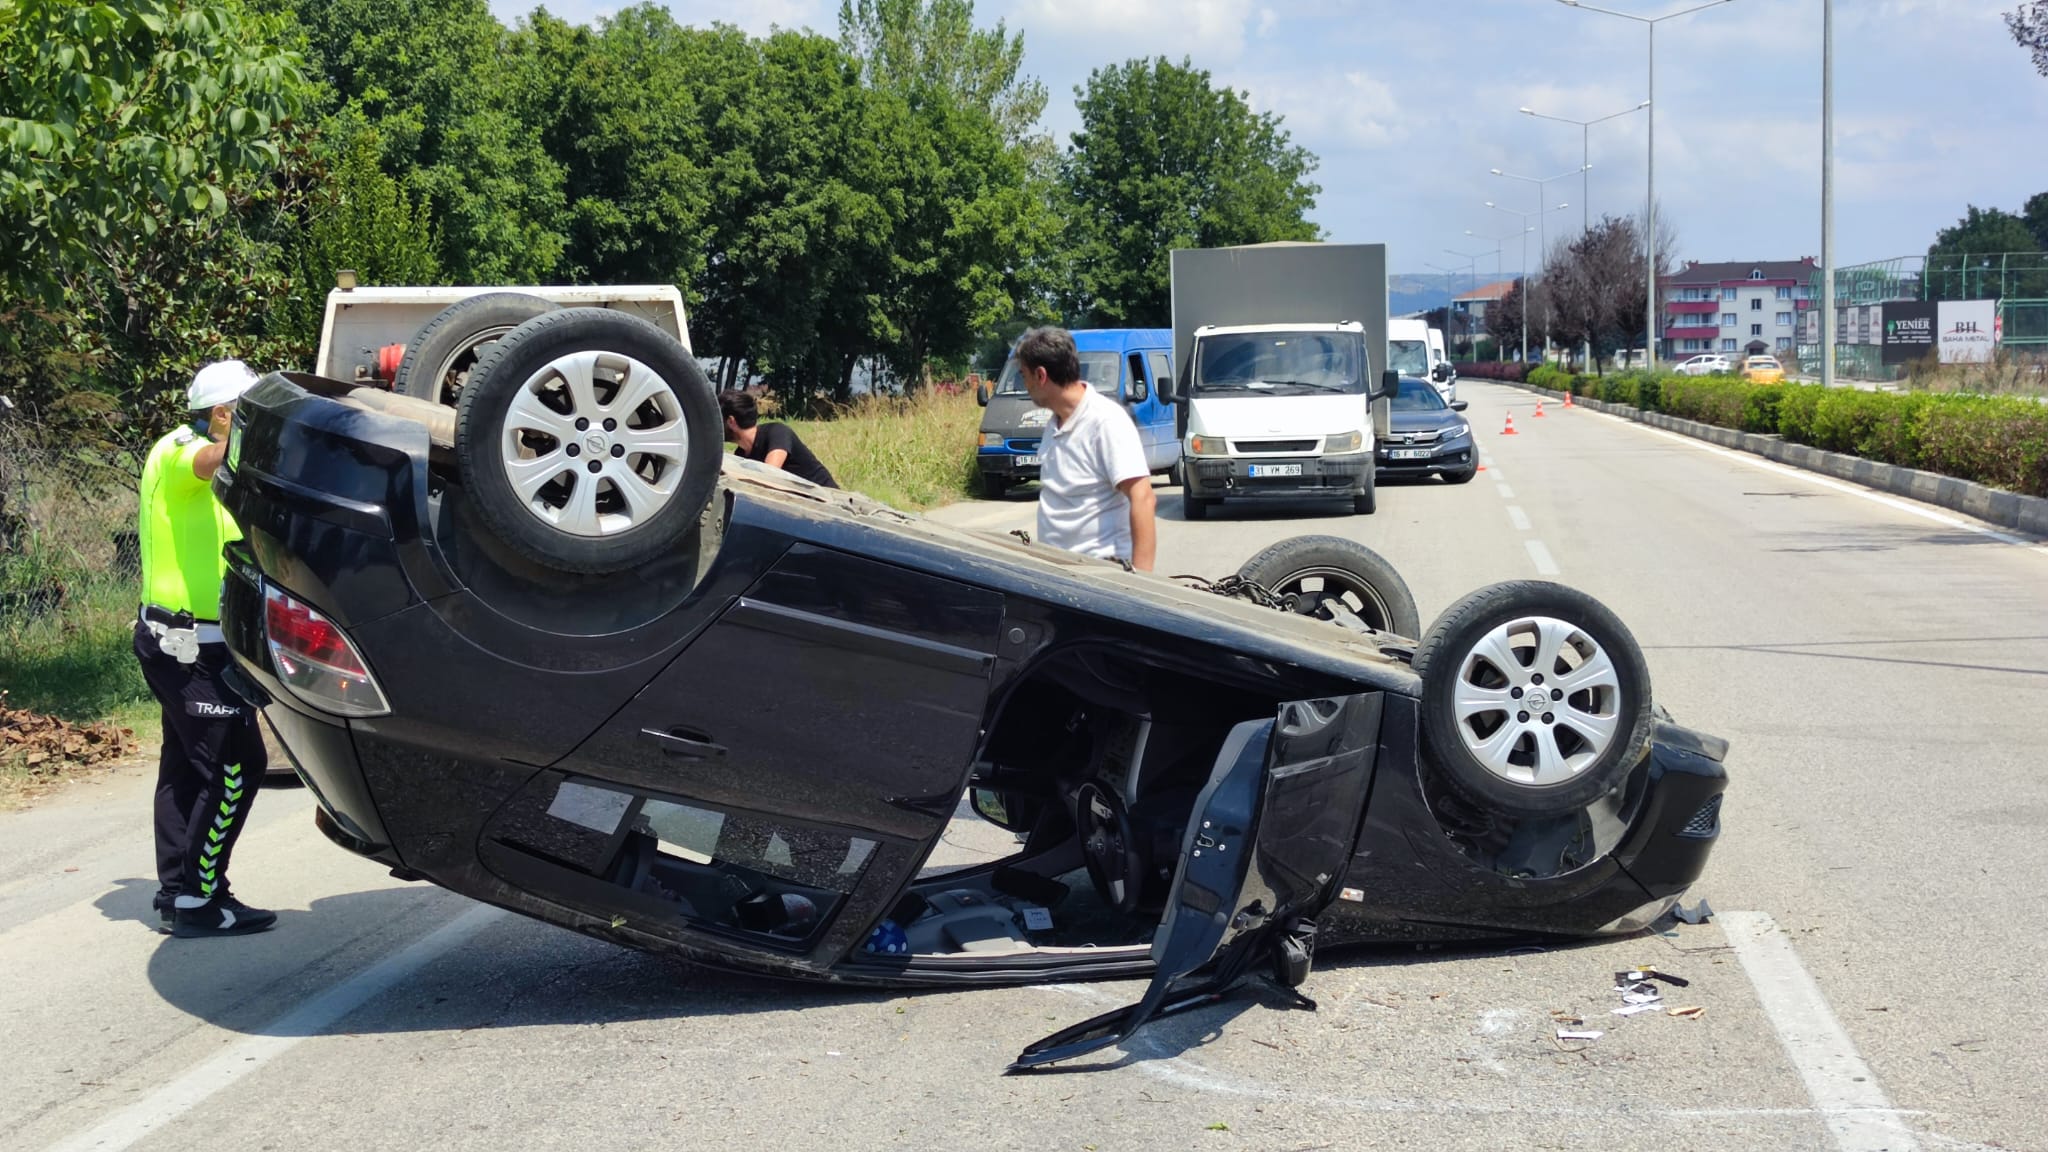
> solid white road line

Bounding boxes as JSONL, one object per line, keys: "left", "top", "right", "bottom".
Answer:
{"left": 1723, "top": 911, "right": 1923, "bottom": 1152}
{"left": 1601, "top": 411, "right": 2048, "bottom": 559}
{"left": 44, "top": 903, "right": 506, "bottom": 1152}
{"left": 1506, "top": 506, "right": 1532, "bottom": 532}
{"left": 1524, "top": 539, "right": 1560, "bottom": 575}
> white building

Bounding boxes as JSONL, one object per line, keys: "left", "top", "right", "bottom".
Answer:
{"left": 1660, "top": 259, "right": 1817, "bottom": 359}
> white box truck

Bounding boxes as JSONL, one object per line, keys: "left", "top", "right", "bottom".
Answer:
{"left": 1164, "top": 243, "right": 1396, "bottom": 519}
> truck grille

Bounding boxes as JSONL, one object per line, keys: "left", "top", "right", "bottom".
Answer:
{"left": 1232, "top": 439, "right": 1317, "bottom": 454}
{"left": 1385, "top": 430, "right": 1442, "bottom": 446}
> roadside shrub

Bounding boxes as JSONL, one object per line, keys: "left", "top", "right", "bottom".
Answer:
{"left": 1775, "top": 384, "right": 1826, "bottom": 445}
{"left": 1526, "top": 364, "right": 1566, "bottom": 390}
{"left": 1916, "top": 395, "right": 2048, "bottom": 497}
{"left": 1809, "top": 389, "right": 1893, "bottom": 457}
{"left": 1741, "top": 383, "right": 1785, "bottom": 433}
{"left": 1660, "top": 377, "right": 1751, "bottom": 428}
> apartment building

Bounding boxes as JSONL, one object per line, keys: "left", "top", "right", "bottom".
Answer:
{"left": 1660, "top": 258, "right": 1817, "bottom": 359}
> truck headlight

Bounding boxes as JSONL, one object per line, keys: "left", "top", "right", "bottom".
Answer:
{"left": 1190, "top": 436, "right": 1228, "bottom": 456}
{"left": 1324, "top": 431, "right": 1363, "bottom": 454}
{"left": 979, "top": 432, "right": 1004, "bottom": 448}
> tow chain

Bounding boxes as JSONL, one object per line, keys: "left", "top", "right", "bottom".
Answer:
{"left": 1175, "top": 573, "right": 1292, "bottom": 611}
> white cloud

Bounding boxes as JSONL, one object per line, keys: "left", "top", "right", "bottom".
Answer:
{"left": 1011, "top": 0, "right": 1256, "bottom": 62}
{"left": 1235, "top": 69, "right": 1408, "bottom": 150}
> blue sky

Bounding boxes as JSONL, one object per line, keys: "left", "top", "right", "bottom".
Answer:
{"left": 486, "top": 0, "right": 2048, "bottom": 278}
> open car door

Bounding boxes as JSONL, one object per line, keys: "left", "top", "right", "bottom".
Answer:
{"left": 1010, "top": 693, "right": 1381, "bottom": 1070}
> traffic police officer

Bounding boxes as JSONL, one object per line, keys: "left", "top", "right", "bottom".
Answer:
{"left": 136, "top": 360, "right": 276, "bottom": 937}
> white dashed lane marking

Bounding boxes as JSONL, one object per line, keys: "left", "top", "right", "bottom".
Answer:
{"left": 1506, "top": 506, "right": 1532, "bottom": 532}
{"left": 1524, "top": 539, "right": 1560, "bottom": 575}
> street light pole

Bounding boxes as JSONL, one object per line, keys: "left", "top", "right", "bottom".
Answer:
{"left": 1558, "top": 0, "right": 1734, "bottom": 370}
{"left": 1427, "top": 258, "right": 1480, "bottom": 358}
{"left": 1469, "top": 225, "right": 1536, "bottom": 362}
{"left": 1485, "top": 202, "right": 1568, "bottom": 365}
{"left": 1520, "top": 101, "right": 1649, "bottom": 370}
{"left": 1822, "top": 0, "right": 1834, "bottom": 388}
{"left": 1491, "top": 167, "right": 1585, "bottom": 365}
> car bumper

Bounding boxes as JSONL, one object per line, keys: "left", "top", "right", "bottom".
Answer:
{"left": 977, "top": 449, "right": 1041, "bottom": 480}
{"left": 1375, "top": 436, "right": 1476, "bottom": 476}
{"left": 1185, "top": 451, "right": 1373, "bottom": 499}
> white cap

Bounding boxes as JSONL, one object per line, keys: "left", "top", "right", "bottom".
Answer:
{"left": 187, "top": 360, "right": 259, "bottom": 410}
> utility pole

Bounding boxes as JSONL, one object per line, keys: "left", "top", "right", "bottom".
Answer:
{"left": 1491, "top": 168, "right": 1584, "bottom": 365}
{"left": 1559, "top": 0, "right": 1735, "bottom": 369}
{"left": 1521, "top": 101, "right": 1649, "bottom": 370}
{"left": 1821, "top": 0, "right": 1835, "bottom": 387}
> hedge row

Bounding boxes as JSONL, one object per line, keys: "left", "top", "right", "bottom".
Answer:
{"left": 1519, "top": 367, "right": 2048, "bottom": 498}
{"left": 1452, "top": 361, "right": 1532, "bottom": 382}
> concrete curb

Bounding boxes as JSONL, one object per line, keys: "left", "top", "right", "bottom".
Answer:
{"left": 1502, "top": 381, "right": 2048, "bottom": 539}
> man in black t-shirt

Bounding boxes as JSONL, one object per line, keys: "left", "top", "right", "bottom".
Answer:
{"left": 719, "top": 391, "right": 839, "bottom": 488}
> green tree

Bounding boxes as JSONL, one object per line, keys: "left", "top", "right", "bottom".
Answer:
{"left": 837, "top": 0, "right": 1055, "bottom": 390}
{"left": 2009, "top": 2, "right": 2048, "bottom": 75}
{"left": 267, "top": 0, "right": 566, "bottom": 282}
{"left": 1060, "top": 57, "right": 1321, "bottom": 328}
{"left": 1926, "top": 205, "right": 2044, "bottom": 299}
{"left": 0, "top": 0, "right": 308, "bottom": 305}
{"left": 2023, "top": 191, "right": 2048, "bottom": 250}
{"left": 280, "top": 125, "right": 441, "bottom": 351}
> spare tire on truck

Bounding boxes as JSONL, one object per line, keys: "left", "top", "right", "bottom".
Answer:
{"left": 1235, "top": 535, "right": 1420, "bottom": 638}
{"left": 454, "top": 308, "right": 721, "bottom": 576}
{"left": 1411, "top": 581, "right": 1655, "bottom": 819}
{"left": 394, "top": 292, "right": 559, "bottom": 405}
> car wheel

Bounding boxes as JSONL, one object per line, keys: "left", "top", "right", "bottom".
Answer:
{"left": 1444, "top": 466, "right": 1477, "bottom": 485}
{"left": 1235, "top": 535, "right": 1421, "bottom": 637}
{"left": 979, "top": 473, "right": 1009, "bottom": 500}
{"left": 1352, "top": 471, "right": 1377, "bottom": 515}
{"left": 1166, "top": 459, "right": 1186, "bottom": 487}
{"left": 1412, "top": 581, "right": 1655, "bottom": 819}
{"left": 455, "top": 308, "right": 721, "bottom": 575}
{"left": 1183, "top": 494, "right": 1213, "bottom": 521}
{"left": 394, "top": 292, "right": 559, "bottom": 406}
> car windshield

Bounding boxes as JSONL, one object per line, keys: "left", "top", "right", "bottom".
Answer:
{"left": 1388, "top": 339, "right": 1429, "bottom": 376}
{"left": 1390, "top": 376, "right": 1448, "bottom": 412}
{"left": 993, "top": 351, "right": 1122, "bottom": 396}
{"left": 1192, "top": 331, "right": 1363, "bottom": 396}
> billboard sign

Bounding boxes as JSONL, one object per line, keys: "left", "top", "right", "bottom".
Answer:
{"left": 1880, "top": 301, "right": 1937, "bottom": 365}
{"left": 1938, "top": 300, "right": 1997, "bottom": 363}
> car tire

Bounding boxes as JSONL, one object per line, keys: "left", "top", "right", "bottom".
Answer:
{"left": 1412, "top": 581, "right": 1655, "bottom": 819}
{"left": 1165, "top": 459, "right": 1186, "bottom": 488}
{"left": 1183, "top": 494, "right": 1213, "bottom": 521}
{"left": 1235, "top": 535, "right": 1421, "bottom": 637}
{"left": 1352, "top": 471, "right": 1377, "bottom": 515}
{"left": 1444, "top": 466, "right": 1477, "bottom": 485}
{"left": 394, "top": 292, "right": 559, "bottom": 406}
{"left": 979, "top": 473, "right": 1009, "bottom": 500}
{"left": 455, "top": 308, "right": 722, "bottom": 576}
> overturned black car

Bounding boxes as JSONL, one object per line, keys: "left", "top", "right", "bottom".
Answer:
{"left": 213, "top": 301, "right": 1726, "bottom": 1070}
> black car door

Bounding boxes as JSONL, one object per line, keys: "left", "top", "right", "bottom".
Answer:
{"left": 546, "top": 541, "right": 1005, "bottom": 968}
{"left": 1011, "top": 692, "right": 1381, "bottom": 1069}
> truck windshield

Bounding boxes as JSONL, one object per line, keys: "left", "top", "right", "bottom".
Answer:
{"left": 1192, "top": 332, "right": 1362, "bottom": 396}
{"left": 993, "top": 352, "right": 1123, "bottom": 396}
{"left": 1388, "top": 340, "right": 1429, "bottom": 376}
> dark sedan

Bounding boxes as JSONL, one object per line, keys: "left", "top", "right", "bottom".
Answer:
{"left": 209, "top": 304, "right": 1724, "bottom": 1071}
{"left": 1378, "top": 375, "right": 1477, "bottom": 483}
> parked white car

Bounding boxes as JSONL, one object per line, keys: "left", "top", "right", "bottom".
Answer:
{"left": 1673, "top": 353, "right": 1731, "bottom": 377}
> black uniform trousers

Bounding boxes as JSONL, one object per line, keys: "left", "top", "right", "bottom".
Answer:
{"left": 134, "top": 622, "right": 267, "bottom": 907}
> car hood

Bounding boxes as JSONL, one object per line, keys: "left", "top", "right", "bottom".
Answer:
{"left": 1387, "top": 408, "right": 1468, "bottom": 435}
{"left": 1184, "top": 393, "right": 1369, "bottom": 439}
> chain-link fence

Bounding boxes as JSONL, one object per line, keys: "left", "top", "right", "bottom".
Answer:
{"left": 0, "top": 411, "right": 153, "bottom": 719}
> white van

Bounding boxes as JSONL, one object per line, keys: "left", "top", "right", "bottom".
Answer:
{"left": 1388, "top": 318, "right": 1455, "bottom": 402}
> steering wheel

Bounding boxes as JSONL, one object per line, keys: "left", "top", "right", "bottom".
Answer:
{"left": 1074, "top": 781, "right": 1147, "bottom": 917}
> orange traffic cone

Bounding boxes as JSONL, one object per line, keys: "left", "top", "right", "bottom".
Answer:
{"left": 1562, "top": 390, "right": 1575, "bottom": 409}
{"left": 1501, "top": 412, "right": 1518, "bottom": 436}
{"left": 1534, "top": 399, "right": 1546, "bottom": 418}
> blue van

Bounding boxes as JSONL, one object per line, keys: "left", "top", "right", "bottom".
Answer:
{"left": 973, "top": 328, "right": 1179, "bottom": 498}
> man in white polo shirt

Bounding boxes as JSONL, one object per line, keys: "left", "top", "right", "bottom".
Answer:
{"left": 1017, "top": 327, "right": 1157, "bottom": 571}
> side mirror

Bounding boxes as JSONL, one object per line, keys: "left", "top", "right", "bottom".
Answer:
{"left": 1377, "top": 369, "right": 1399, "bottom": 399}
{"left": 1127, "top": 378, "right": 1149, "bottom": 404}
{"left": 976, "top": 381, "right": 990, "bottom": 406}
{"left": 1451, "top": 400, "right": 1469, "bottom": 412}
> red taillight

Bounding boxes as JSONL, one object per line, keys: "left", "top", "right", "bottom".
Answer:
{"left": 263, "top": 584, "right": 389, "bottom": 717}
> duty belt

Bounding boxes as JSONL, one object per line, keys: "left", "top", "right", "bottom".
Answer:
{"left": 140, "top": 604, "right": 225, "bottom": 646}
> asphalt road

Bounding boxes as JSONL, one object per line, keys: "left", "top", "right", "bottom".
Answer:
{"left": 5, "top": 380, "right": 2045, "bottom": 1152}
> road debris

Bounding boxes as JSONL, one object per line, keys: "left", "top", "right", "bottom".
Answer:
{"left": 1, "top": 692, "right": 136, "bottom": 782}
{"left": 1673, "top": 898, "right": 1714, "bottom": 925}
{"left": 1666, "top": 1006, "right": 1706, "bottom": 1019}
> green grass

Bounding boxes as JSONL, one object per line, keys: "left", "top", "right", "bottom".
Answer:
{"left": 782, "top": 388, "right": 984, "bottom": 511}
{"left": 0, "top": 577, "right": 152, "bottom": 724}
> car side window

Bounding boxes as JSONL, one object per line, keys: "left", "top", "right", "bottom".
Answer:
{"left": 1148, "top": 351, "right": 1171, "bottom": 386}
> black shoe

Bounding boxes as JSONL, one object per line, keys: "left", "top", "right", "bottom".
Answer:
{"left": 170, "top": 895, "right": 278, "bottom": 938}
{"left": 153, "top": 893, "right": 176, "bottom": 934}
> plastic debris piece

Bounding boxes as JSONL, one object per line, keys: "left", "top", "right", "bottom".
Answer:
{"left": 1674, "top": 899, "right": 1714, "bottom": 925}
{"left": 1612, "top": 1003, "right": 1663, "bottom": 1017}
{"left": 1667, "top": 1006, "right": 1705, "bottom": 1019}
{"left": 1556, "top": 1029, "right": 1603, "bottom": 1041}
